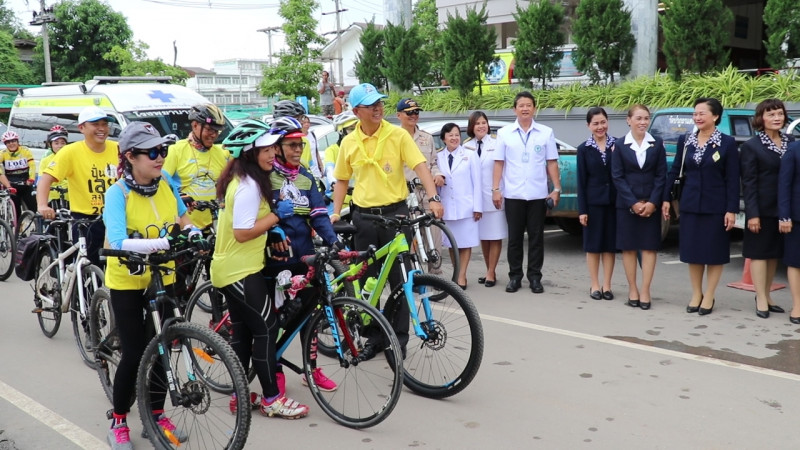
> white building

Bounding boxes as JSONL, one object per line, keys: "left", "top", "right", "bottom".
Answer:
{"left": 320, "top": 23, "right": 381, "bottom": 90}
{"left": 184, "top": 59, "right": 271, "bottom": 106}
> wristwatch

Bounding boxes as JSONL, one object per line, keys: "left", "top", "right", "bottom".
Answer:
{"left": 553, "top": 187, "right": 562, "bottom": 193}
{"left": 429, "top": 194, "right": 442, "bottom": 202}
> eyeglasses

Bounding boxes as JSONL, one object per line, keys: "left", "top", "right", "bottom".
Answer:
{"left": 358, "top": 101, "right": 384, "bottom": 111}
{"left": 280, "top": 142, "right": 304, "bottom": 151}
{"left": 404, "top": 110, "right": 420, "bottom": 116}
{"left": 204, "top": 127, "right": 222, "bottom": 135}
{"left": 132, "top": 146, "right": 169, "bottom": 160}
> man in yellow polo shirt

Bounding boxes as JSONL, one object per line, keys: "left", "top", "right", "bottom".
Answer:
{"left": 37, "top": 106, "right": 119, "bottom": 266}
{"left": 331, "top": 82, "right": 443, "bottom": 359}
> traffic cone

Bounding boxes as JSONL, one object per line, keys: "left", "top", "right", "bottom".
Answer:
{"left": 727, "top": 258, "right": 786, "bottom": 292}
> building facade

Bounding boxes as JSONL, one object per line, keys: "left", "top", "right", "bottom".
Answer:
{"left": 184, "top": 59, "right": 271, "bottom": 107}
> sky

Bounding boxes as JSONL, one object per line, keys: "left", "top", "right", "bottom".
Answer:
{"left": 7, "top": 0, "right": 386, "bottom": 70}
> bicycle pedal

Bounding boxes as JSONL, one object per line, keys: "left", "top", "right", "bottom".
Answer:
{"left": 105, "top": 409, "right": 113, "bottom": 420}
{"left": 31, "top": 307, "right": 43, "bottom": 314}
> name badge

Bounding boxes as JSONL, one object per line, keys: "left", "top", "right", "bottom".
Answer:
{"left": 712, "top": 151, "right": 720, "bottom": 162}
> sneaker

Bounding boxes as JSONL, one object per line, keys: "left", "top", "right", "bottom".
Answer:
{"left": 150, "top": 414, "right": 188, "bottom": 443}
{"left": 229, "top": 392, "right": 261, "bottom": 415}
{"left": 276, "top": 371, "right": 286, "bottom": 397}
{"left": 259, "top": 396, "right": 309, "bottom": 419}
{"left": 301, "top": 367, "right": 338, "bottom": 392}
{"left": 107, "top": 424, "right": 133, "bottom": 450}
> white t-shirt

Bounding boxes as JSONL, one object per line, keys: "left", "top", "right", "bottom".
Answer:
{"left": 317, "top": 80, "right": 334, "bottom": 106}
{"left": 494, "top": 120, "right": 559, "bottom": 200}
{"left": 232, "top": 176, "right": 263, "bottom": 230}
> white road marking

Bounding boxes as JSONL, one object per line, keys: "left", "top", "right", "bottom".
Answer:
{"left": 480, "top": 312, "right": 800, "bottom": 382}
{"left": 544, "top": 229, "right": 562, "bottom": 234}
{"left": 0, "top": 379, "right": 107, "bottom": 449}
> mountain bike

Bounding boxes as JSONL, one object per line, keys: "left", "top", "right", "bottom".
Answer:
{"left": 0, "top": 218, "right": 14, "bottom": 281}
{"left": 92, "top": 246, "right": 251, "bottom": 449}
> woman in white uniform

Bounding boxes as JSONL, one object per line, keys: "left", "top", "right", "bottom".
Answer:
{"left": 437, "top": 122, "right": 482, "bottom": 289}
{"left": 463, "top": 111, "right": 507, "bottom": 288}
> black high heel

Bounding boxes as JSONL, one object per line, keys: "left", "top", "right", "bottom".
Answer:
{"left": 768, "top": 304, "right": 785, "bottom": 313}
{"left": 698, "top": 298, "right": 715, "bottom": 316}
{"left": 755, "top": 296, "right": 769, "bottom": 319}
{"left": 687, "top": 295, "right": 702, "bottom": 313}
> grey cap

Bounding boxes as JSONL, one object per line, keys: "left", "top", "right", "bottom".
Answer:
{"left": 118, "top": 121, "right": 175, "bottom": 153}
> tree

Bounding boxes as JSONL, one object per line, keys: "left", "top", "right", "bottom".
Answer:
{"left": 513, "top": 0, "right": 566, "bottom": 89}
{"left": 764, "top": 0, "right": 800, "bottom": 69}
{"left": 0, "top": 0, "right": 32, "bottom": 39}
{"left": 661, "top": 0, "right": 733, "bottom": 81}
{"left": 43, "top": 0, "right": 132, "bottom": 81}
{"left": 353, "top": 20, "right": 385, "bottom": 89}
{"left": 0, "top": 30, "right": 34, "bottom": 84}
{"left": 413, "top": 0, "right": 444, "bottom": 86}
{"left": 440, "top": 4, "right": 497, "bottom": 96}
{"left": 260, "top": 0, "right": 325, "bottom": 100}
{"left": 571, "top": 0, "right": 635, "bottom": 83}
{"left": 382, "top": 22, "right": 426, "bottom": 93}
{"left": 103, "top": 41, "right": 189, "bottom": 84}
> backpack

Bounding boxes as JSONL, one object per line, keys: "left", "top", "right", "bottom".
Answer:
{"left": 15, "top": 235, "right": 49, "bottom": 281}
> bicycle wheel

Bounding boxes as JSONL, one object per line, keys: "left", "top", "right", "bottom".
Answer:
{"left": 16, "top": 210, "right": 36, "bottom": 240}
{"left": 90, "top": 287, "right": 135, "bottom": 408}
{"left": 0, "top": 198, "right": 16, "bottom": 232}
{"left": 420, "top": 219, "right": 460, "bottom": 283}
{"left": 0, "top": 219, "right": 14, "bottom": 281}
{"left": 138, "top": 322, "right": 250, "bottom": 449}
{"left": 384, "top": 273, "right": 484, "bottom": 399}
{"left": 315, "top": 260, "right": 356, "bottom": 358}
{"left": 302, "top": 297, "right": 403, "bottom": 429}
{"left": 188, "top": 278, "right": 226, "bottom": 314}
{"left": 33, "top": 244, "right": 61, "bottom": 337}
{"left": 71, "top": 264, "right": 104, "bottom": 369}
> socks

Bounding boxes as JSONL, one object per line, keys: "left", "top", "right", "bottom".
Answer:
{"left": 111, "top": 412, "right": 127, "bottom": 428}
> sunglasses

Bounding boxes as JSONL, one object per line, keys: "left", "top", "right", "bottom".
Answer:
{"left": 404, "top": 110, "right": 420, "bottom": 116}
{"left": 132, "top": 146, "right": 169, "bottom": 160}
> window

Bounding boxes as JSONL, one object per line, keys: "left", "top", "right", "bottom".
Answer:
{"left": 730, "top": 116, "right": 752, "bottom": 137}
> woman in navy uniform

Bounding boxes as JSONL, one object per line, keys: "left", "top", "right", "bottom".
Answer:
{"left": 611, "top": 104, "right": 667, "bottom": 310}
{"left": 778, "top": 141, "right": 800, "bottom": 323}
{"left": 740, "top": 99, "right": 794, "bottom": 318}
{"left": 664, "top": 98, "right": 739, "bottom": 316}
{"left": 577, "top": 107, "right": 617, "bottom": 301}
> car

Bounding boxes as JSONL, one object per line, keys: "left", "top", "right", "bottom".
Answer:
{"left": 417, "top": 119, "right": 577, "bottom": 152}
{"left": 309, "top": 123, "right": 337, "bottom": 161}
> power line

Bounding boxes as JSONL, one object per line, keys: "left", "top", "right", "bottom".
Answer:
{"left": 141, "top": 0, "right": 279, "bottom": 9}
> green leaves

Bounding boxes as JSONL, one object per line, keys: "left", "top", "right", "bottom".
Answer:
{"left": 0, "top": 30, "right": 34, "bottom": 83}
{"left": 572, "top": 0, "right": 634, "bottom": 83}
{"left": 440, "top": 4, "right": 496, "bottom": 96}
{"left": 382, "top": 22, "right": 426, "bottom": 92}
{"left": 102, "top": 42, "right": 189, "bottom": 84}
{"left": 763, "top": 0, "right": 800, "bottom": 69}
{"left": 513, "top": 0, "right": 566, "bottom": 89}
{"left": 661, "top": 0, "right": 733, "bottom": 81}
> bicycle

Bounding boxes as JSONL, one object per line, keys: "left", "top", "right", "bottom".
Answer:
{"left": 0, "top": 187, "right": 17, "bottom": 232}
{"left": 18, "top": 186, "right": 67, "bottom": 241}
{"left": 174, "top": 199, "right": 219, "bottom": 312}
{"left": 0, "top": 217, "right": 14, "bottom": 281}
{"left": 30, "top": 211, "right": 104, "bottom": 368}
{"left": 92, "top": 246, "right": 251, "bottom": 449}
{"left": 184, "top": 246, "right": 404, "bottom": 429}
{"left": 325, "top": 212, "right": 483, "bottom": 399}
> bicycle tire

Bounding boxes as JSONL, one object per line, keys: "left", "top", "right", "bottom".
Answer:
{"left": 0, "top": 219, "right": 15, "bottom": 281}
{"left": 315, "top": 260, "right": 356, "bottom": 358}
{"left": 0, "top": 198, "right": 16, "bottom": 232}
{"left": 16, "top": 210, "right": 36, "bottom": 240}
{"left": 33, "top": 243, "right": 61, "bottom": 337}
{"left": 384, "top": 273, "right": 483, "bottom": 399}
{"left": 71, "top": 264, "right": 104, "bottom": 369}
{"left": 89, "top": 287, "right": 135, "bottom": 408}
{"left": 301, "top": 297, "right": 403, "bottom": 429}
{"left": 137, "top": 322, "right": 251, "bottom": 449}
{"left": 187, "top": 278, "right": 227, "bottom": 314}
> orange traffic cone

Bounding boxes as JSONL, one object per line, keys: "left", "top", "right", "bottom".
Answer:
{"left": 727, "top": 258, "right": 786, "bottom": 292}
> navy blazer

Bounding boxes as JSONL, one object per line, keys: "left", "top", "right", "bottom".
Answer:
{"left": 665, "top": 132, "right": 739, "bottom": 214}
{"left": 778, "top": 141, "right": 800, "bottom": 221}
{"left": 611, "top": 136, "right": 667, "bottom": 209}
{"left": 576, "top": 141, "right": 615, "bottom": 214}
{"left": 740, "top": 135, "right": 795, "bottom": 219}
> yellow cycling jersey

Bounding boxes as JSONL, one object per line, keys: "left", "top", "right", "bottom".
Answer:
{"left": 163, "top": 139, "right": 230, "bottom": 228}
{"left": 39, "top": 153, "right": 69, "bottom": 202}
{"left": 1, "top": 146, "right": 36, "bottom": 182}
{"left": 211, "top": 176, "right": 271, "bottom": 288}
{"left": 43, "top": 140, "right": 118, "bottom": 215}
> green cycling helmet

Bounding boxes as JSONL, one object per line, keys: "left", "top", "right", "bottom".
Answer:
{"left": 222, "top": 119, "right": 280, "bottom": 158}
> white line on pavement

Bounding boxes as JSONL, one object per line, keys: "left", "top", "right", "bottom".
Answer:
{"left": 480, "top": 312, "right": 800, "bottom": 382}
{"left": 0, "top": 379, "right": 107, "bottom": 449}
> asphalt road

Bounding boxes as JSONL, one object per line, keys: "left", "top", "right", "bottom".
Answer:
{"left": 3, "top": 224, "right": 800, "bottom": 449}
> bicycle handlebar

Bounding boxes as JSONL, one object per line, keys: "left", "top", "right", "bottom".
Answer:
{"left": 100, "top": 247, "right": 196, "bottom": 266}
{"left": 193, "top": 200, "right": 220, "bottom": 212}
{"left": 359, "top": 212, "right": 436, "bottom": 229}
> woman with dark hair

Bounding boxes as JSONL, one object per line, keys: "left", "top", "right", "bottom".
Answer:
{"left": 437, "top": 122, "right": 482, "bottom": 289}
{"left": 212, "top": 119, "right": 310, "bottom": 419}
{"left": 612, "top": 104, "right": 667, "bottom": 310}
{"left": 577, "top": 107, "right": 617, "bottom": 300}
{"left": 740, "top": 98, "right": 794, "bottom": 318}
{"left": 664, "top": 98, "right": 739, "bottom": 316}
{"left": 463, "top": 111, "right": 506, "bottom": 287}
{"left": 779, "top": 140, "right": 800, "bottom": 323}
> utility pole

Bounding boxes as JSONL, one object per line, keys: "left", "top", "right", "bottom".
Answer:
{"left": 322, "top": 1, "right": 347, "bottom": 87}
{"left": 30, "top": 0, "right": 56, "bottom": 82}
{"left": 257, "top": 26, "right": 282, "bottom": 66}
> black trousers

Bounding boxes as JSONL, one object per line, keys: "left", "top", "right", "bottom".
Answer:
{"left": 504, "top": 198, "right": 546, "bottom": 282}
{"left": 70, "top": 212, "right": 105, "bottom": 268}
{"left": 10, "top": 183, "right": 36, "bottom": 227}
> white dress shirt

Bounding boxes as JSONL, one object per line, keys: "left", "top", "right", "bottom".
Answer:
{"left": 494, "top": 119, "right": 559, "bottom": 200}
{"left": 624, "top": 131, "right": 656, "bottom": 169}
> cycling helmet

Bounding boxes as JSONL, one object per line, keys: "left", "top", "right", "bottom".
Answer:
{"left": 188, "top": 103, "right": 226, "bottom": 128}
{"left": 222, "top": 119, "right": 280, "bottom": 158}
{"left": 272, "top": 100, "right": 307, "bottom": 119}
{"left": 47, "top": 125, "right": 68, "bottom": 143}
{"left": 332, "top": 111, "right": 358, "bottom": 133}
{"left": 269, "top": 117, "right": 305, "bottom": 139}
{"left": 2, "top": 131, "right": 19, "bottom": 142}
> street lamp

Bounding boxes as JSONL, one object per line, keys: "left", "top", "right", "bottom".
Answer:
{"left": 257, "top": 26, "right": 282, "bottom": 66}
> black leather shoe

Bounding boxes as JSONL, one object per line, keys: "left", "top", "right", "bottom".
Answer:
{"left": 505, "top": 279, "right": 521, "bottom": 293}
{"left": 698, "top": 298, "right": 715, "bottom": 316}
{"left": 790, "top": 316, "right": 800, "bottom": 324}
{"left": 590, "top": 289, "right": 602, "bottom": 300}
{"left": 602, "top": 290, "right": 614, "bottom": 300}
{"left": 531, "top": 280, "right": 544, "bottom": 294}
{"left": 687, "top": 296, "right": 702, "bottom": 313}
{"left": 478, "top": 277, "right": 486, "bottom": 284}
{"left": 639, "top": 301, "right": 651, "bottom": 310}
{"left": 768, "top": 304, "right": 785, "bottom": 313}
{"left": 626, "top": 299, "right": 640, "bottom": 308}
{"left": 484, "top": 279, "right": 496, "bottom": 287}
{"left": 755, "top": 297, "right": 770, "bottom": 319}
{"left": 458, "top": 284, "right": 467, "bottom": 290}
{"left": 359, "top": 342, "right": 379, "bottom": 361}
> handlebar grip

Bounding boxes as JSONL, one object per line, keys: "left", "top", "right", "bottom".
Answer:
{"left": 99, "top": 248, "right": 132, "bottom": 258}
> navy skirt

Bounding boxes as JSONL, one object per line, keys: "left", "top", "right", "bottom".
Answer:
{"left": 616, "top": 208, "right": 661, "bottom": 251}
{"left": 784, "top": 226, "right": 800, "bottom": 268}
{"left": 743, "top": 216, "right": 783, "bottom": 260}
{"left": 582, "top": 204, "right": 617, "bottom": 253}
{"left": 679, "top": 212, "right": 731, "bottom": 265}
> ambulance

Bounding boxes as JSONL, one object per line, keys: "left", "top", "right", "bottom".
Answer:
{"left": 8, "top": 76, "right": 233, "bottom": 160}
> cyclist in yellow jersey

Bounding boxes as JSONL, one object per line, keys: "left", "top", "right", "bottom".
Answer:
{"left": 323, "top": 111, "right": 357, "bottom": 211}
{"left": 37, "top": 106, "right": 119, "bottom": 267}
{"left": 212, "top": 119, "right": 310, "bottom": 419}
{"left": 1, "top": 131, "right": 37, "bottom": 223}
{"left": 162, "top": 103, "right": 230, "bottom": 229}
{"left": 38, "top": 126, "right": 70, "bottom": 207}
{"left": 103, "top": 121, "right": 207, "bottom": 449}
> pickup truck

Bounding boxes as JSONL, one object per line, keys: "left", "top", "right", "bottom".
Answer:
{"left": 551, "top": 107, "right": 800, "bottom": 236}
